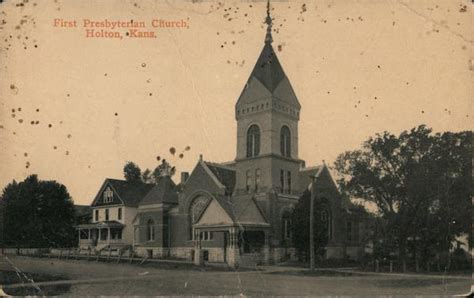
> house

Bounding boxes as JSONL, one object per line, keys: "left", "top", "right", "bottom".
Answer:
{"left": 76, "top": 4, "right": 368, "bottom": 267}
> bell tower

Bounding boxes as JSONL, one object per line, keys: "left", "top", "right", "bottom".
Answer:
{"left": 234, "top": 0, "right": 302, "bottom": 194}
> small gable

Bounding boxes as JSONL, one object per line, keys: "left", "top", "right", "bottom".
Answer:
{"left": 184, "top": 161, "right": 225, "bottom": 196}
{"left": 196, "top": 198, "right": 233, "bottom": 226}
{"left": 93, "top": 183, "right": 123, "bottom": 206}
{"left": 234, "top": 198, "right": 267, "bottom": 224}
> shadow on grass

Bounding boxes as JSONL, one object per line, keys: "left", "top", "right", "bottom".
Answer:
{"left": 372, "top": 278, "right": 460, "bottom": 288}
{"left": 1, "top": 270, "right": 70, "bottom": 296}
{"left": 268, "top": 269, "right": 365, "bottom": 277}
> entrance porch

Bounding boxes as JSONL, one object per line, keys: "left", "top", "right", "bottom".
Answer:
{"left": 193, "top": 224, "right": 270, "bottom": 268}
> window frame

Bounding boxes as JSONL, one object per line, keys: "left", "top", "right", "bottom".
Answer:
{"left": 280, "top": 125, "right": 291, "bottom": 157}
{"left": 246, "top": 124, "right": 261, "bottom": 157}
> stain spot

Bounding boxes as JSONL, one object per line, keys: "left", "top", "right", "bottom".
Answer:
{"left": 114, "top": 112, "right": 118, "bottom": 116}
{"left": 141, "top": 63, "right": 146, "bottom": 67}
{"left": 169, "top": 147, "right": 176, "bottom": 155}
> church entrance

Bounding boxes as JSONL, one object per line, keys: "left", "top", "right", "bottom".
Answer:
{"left": 240, "top": 231, "right": 265, "bottom": 254}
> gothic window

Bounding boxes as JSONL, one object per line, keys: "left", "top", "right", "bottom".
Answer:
{"left": 105, "top": 209, "right": 109, "bottom": 221}
{"left": 282, "top": 211, "right": 292, "bottom": 239}
{"left": 188, "top": 196, "right": 208, "bottom": 240}
{"left": 103, "top": 187, "right": 113, "bottom": 203}
{"left": 147, "top": 219, "right": 155, "bottom": 241}
{"left": 321, "top": 208, "right": 333, "bottom": 241}
{"left": 255, "top": 169, "right": 261, "bottom": 192}
{"left": 246, "top": 125, "right": 260, "bottom": 157}
{"left": 118, "top": 207, "right": 122, "bottom": 220}
{"left": 280, "top": 126, "right": 291, "bottom": 157}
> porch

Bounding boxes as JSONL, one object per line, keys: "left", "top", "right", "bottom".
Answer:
{"left": 192, "top": 223, "right": 270, "bottom": 268}
{"left": 75, "top": 221, "right": 125, "bottom": 250}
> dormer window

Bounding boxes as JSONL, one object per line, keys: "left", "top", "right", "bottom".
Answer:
{"left": 103, "top": 187, "right": 113, "bottom": 203}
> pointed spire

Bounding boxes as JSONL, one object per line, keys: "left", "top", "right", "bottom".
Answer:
{"left": 265, "top": 0, "right": 273, "bottom": 44}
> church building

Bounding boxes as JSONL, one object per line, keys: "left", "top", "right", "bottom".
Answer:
{"left": 76, "top": 3, "right": 367, "bottom": 267}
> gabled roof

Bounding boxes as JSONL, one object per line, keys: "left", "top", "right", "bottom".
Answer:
{"left": 140, "top": 176, "right": 178, "bottom": 205}
{"left": 299, "top": 164, "right": 325, "bottom": 193}
{"left": 203, "top": 161, "right": 236, "bottom": 195}
{"left": 92, "top": 179, "right": 155, "bottom": 207}
{"left": 195, "top": 195, "right": 269, "bottom": 227}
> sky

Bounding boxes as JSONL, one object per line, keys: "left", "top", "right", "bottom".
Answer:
{"left": 0, "top": 0, "right": 472, "bottom": 205}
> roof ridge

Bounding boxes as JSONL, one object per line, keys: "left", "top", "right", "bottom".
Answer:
{"left": 204, "top": 161, "right": 236, "bottom": 171}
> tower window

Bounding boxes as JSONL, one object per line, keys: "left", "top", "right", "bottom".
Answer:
{"left": 95, "top": 209, "right": 99, "bottom": 221}
{"left": 282, "top": 211, "right": 292, "bottom": 239}
{"left": 287, "top": 171, "right": 292, "bottom": 194}
{"left": 118, "top": 207, "right": 122, "bottom": 220}
{"left": 105, "top": 209, "right": 109, "bottom": 221}
{"left": 246, "top": 125, "right": 260, "bottom": 157}
{"left": 280, "top": 126, "right": 291, "bottom": 157}
{"left": 255, "top": 169, "right": 261, "bottom": 192}
{"left": 246, "top": 170, "right": 252, "bottom": 193}
{"left": 280, "top": 169, "right": 285, "bottom": 193}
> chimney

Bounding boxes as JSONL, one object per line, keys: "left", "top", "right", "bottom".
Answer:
{"left": 181, "top": 172, "right": 190, "bottom": 184}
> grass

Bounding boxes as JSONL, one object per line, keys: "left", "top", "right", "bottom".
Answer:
{"left": 0, "top": 270, "right": 70, "bottom": 296}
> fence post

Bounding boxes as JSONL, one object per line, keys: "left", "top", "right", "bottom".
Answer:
{"left": 375, "top": 259, "right": 380, "bottom": 272}
{"left": 389, "top": 260, "right": 393, "bottom": 273}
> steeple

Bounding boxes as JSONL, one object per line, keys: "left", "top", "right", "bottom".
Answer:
{"left": 235, "top": 0, "right": 301, "bottom": 110}
{"left": 265, "top": 0, "right": 273, "bottom": 44}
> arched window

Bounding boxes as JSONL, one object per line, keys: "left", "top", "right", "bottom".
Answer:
{"left": 281, "top": 210, "right": 292, "bottom": 240}
{"left": 147, "top": 219, "right": 155, "bottom": 241}
{"left": 280, "top": 126, "right": 291, "bottom": 157}
{"left": 246, "top": 125, "right": 260, "bottom": 157}
{"left": 321, "top": 208, "right": 333, "bottom": 241}
{"left": 188, "top": 196, "right": 209, "bottom": 240}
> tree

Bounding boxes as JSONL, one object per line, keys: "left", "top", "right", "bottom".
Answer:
{"left": 123, "top": 160, "right": 176, "bottom": 184}
{"left": 1, "top": 175, "right": 77, "bottom": 248}
{"left": 291, "top": 189, "right": 329, "bottom": 262}
{"left": 123, "top": 161, "right": 142, "bottom": 183}
{"left": 334, "top": 125, "right": 471, "bottom": 269}
{"left": 151, "top": 159, "right": 176, "bottom": 182}
{"left": 141, "top": 168, "right": 153, "bottom": 184}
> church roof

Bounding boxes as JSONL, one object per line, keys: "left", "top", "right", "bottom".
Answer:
{"left": 140, "top": 176, "right": 178, "bottom": 205}
{"left": 203, "top": 162, "right": 236, "bottom": 195}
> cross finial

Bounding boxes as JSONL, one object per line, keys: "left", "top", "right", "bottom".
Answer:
{"left": 265, "top": 0, "right": 273, "bottom": 44}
